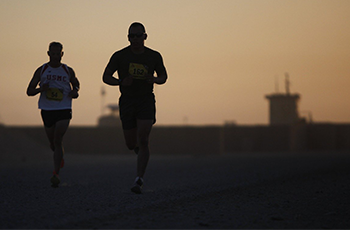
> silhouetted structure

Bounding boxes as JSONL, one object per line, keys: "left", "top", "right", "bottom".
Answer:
{"left": 98, "top": 86, "right": 121, "bottom": 127}
{"left": 265, "top": 73, "right": 304, "bottom": 125}
{"left": 98, "top": 104, "right": 121, "bottom": 127}
{"left": 5, "top": 73, "right": 349, "bottom": 154}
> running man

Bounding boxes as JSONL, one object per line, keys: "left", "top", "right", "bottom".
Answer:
{"left": 102, "top": 22, "right": 168, "bottom": 194}
{"left": 27, "top": 42, "right": 80, "bottom": 187}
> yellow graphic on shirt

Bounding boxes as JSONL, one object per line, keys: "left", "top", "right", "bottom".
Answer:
{"left": 46, "top": 88, "right": 63, "bottom": 101}
{"left": 129, "top": 63, "right": 148, "bottom": 79}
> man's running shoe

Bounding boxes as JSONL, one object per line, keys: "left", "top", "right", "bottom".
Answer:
{"left": 50, "top": 171, "right": 60, "bottom": 188}
{"left": 133, "top": 146, "right": 139, "bottom": 155}
{"left": 131, "top": 177, "right": 143, "bottom": 194}
{"left": 60, "top": 158, "right": 65, "bottom": 168}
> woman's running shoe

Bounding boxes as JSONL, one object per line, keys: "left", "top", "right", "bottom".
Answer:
{"left": 50, "top": 171, "right": 60, "bottom": 188}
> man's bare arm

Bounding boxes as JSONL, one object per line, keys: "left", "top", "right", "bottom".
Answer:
{"left": 68, "top": 68, "right": 80, "bottom": 98}
{"left": 27, "top": 67, "right": 48, "bottom": 96}
{"left": 102, "top": 67, "right": 120, "bottom": 86}
{"left": 154, "top": 70, "right": 167, "bottom": 85}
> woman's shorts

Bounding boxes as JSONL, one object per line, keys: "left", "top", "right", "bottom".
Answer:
{"left": 119, "top": 94, "right": 156, "bottom": 130}
{"left": 41, "top": 109, "right": 72, "bottom": 128}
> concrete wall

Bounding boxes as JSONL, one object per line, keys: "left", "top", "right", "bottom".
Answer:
{"left": 1, "top": 123, "right": 350, "bottom": 155}
{"left": 336, "top": 125, "right": 350, "bottom": 150}
{"left": 222, "top": 125, "right": 291, "bottom": 152}
{"left": 150, "top": 126, "right": 222, "bottom": 155}
{"left": 306, "top": 124, "right": 350, "bottom": 151}
{"left": 2, "top": 126, "right": 129, "bottom": 155}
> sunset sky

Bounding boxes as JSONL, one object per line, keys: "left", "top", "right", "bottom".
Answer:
{"left": 1, "top": 0, "right": 350, "bottom": 126}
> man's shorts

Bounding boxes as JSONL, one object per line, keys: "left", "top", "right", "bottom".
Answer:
{"left": 41, "top": 109, "right": 72, "bottom": 128}
{"left": 119, "top": 93, "right": 156, "bottom": 130}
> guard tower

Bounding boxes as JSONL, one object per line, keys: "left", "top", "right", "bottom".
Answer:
{"left": 265, "top": 73, "right": 301, "bottom": 125}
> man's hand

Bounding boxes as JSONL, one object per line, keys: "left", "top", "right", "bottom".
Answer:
{"left": 68, "top": 89, "right": 79, "bottom": 98}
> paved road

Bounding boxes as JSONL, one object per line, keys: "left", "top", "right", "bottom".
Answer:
{"left": 1, "top": 151, "right": 349, "bottom": 229}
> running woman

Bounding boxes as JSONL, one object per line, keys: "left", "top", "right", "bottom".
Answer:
{"left": 27, "top": 42, "right": 80, "bottom": 187}
{"left": 102, "top": 22, "right": 168, "bottom": 194}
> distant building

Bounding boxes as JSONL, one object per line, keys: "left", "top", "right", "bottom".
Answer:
{"left": 98, "top": 104, "right": 121, "bottom": 127}
{"left": 265, "top": 73, "right": 304, "bottom": 125}
{"left": 266, "top": 93, "right": 301, "bottom": 125}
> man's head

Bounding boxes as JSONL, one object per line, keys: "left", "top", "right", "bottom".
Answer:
{"left": 128, "top": 22, "right": 147, "bottom": 49}
{"left": 47, "top": 42, "right": 64, "bottom": 64}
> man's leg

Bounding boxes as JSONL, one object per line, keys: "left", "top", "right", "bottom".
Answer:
{"left": 136, "top": 119, "right": 153, "bottom": 178}
{"left": 123, "top": 128, "right": 138, "bottom": 151}
{"left": 51, "top": 119, "right": 70, "bottom": 174}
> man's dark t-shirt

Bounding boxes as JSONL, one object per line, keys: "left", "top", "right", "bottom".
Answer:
{"left": 106, "top": 46, "right": 166, "bottom": 96}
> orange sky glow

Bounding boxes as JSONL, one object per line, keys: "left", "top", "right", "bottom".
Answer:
{"left": 1, "top": 0, "right": 350, "bottom": 126}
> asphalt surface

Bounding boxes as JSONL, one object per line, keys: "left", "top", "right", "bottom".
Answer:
{"left": 1, "top": 151, "right": 350, "bottom": 229}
